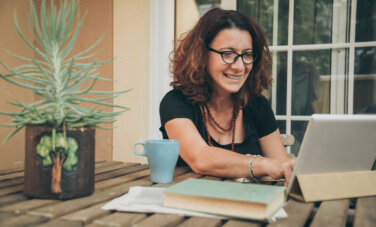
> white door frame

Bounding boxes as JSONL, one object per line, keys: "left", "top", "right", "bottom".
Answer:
{"left": 149, "top": 0, "right": 175, "bottom": 139}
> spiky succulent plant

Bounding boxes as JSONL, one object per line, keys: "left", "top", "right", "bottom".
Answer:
{"left": 0, "top": 0, "right": 128, "bottom": 143}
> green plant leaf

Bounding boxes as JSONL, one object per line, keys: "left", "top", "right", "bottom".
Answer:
{"left": 14, "top": 11, "right": 51, "bottom": 64}
{"left": 0, "top": 72, "right": 44, "bottom": 91}
{"left": 2, "top": 126, "right": 24, "bottom": 144}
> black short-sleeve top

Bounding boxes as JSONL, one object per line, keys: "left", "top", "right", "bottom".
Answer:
{"left": 159, "top": 89, "right": 278, "bottom": 166}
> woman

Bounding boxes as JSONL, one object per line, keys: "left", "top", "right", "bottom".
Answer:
{"left": 159, "top": 8, "right": 295, "bottom": 186}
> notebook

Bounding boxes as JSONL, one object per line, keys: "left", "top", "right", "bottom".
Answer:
{"left": 286, "top": 114, "right": 376, "bottom": 196}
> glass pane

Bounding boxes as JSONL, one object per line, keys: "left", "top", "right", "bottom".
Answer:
{"left": 292, "top": 50, "right": 331, "bottom": 115}
{"left": 275, "top": 51, "right": 287, "bottom": 115}
{"left": 293, "top": 0, "right": 333, "bottom": 44}
{"left": 354, "top": 47, "right": 376, "bottom": 113}
{"left": 237, "top": 0, "right": 274, "bottom": 45}
{"left": 237, "top": 0, "right": 289, "bottom": 46}
{"left": 277, "top": 120, "right": 286, "bottom": 134}
{"left": 291, "top": 120, "right": 309, "bottom": 156}
{"left": 355, "top": 0, "right": 376, "bottom": 42}
{"left": 277, "top": 0, "right": 289, "bottom": 45}
{"left": 195, "top": 0, "right": 221, "bottom": 16}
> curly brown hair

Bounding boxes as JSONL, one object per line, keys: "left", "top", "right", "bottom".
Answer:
{"left": 171, "top": 8, "right": 272, "bottom": 107}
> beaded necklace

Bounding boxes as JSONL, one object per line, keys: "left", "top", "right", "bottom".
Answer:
{"left": 201, "top": 103, "right": 240, "bottom": 151}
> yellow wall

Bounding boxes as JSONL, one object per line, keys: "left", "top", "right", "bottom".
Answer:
{"left": 113, "top": 0, "right": 150, "bottom": 164}
{"left": 176, "top": 0, "right": 200, "bottom": 40}
{"left": 0, "top": 0, "right": 115, "bottom": 169}
{"left": 0, "top": 0, "right": 35, "bottom": 169}
{"left": 78, "top": 0, "right": 114, "bottom": 161}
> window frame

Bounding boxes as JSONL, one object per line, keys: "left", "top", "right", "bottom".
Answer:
{"left": 149, "top": 0, "right": 175, "bottom": 140}
{"left": 267, "top": 0, "right": 376, "bottom": 152}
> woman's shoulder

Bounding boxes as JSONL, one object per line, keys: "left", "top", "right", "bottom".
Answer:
{"left": 161, "top": 89, "right": 189, "bottom": 104}
{"left": 160, "top": 89, "right": 198, "bottom": 124}
{"left": 160, "top": 89, "right": 196, "bottom": 110}
{"left": 163, "top": 89, "right": 185, "bottom": 99}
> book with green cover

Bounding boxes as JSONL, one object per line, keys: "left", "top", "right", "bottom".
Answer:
{"left": 163, "top": 178, "right": 286, "bottom": 221}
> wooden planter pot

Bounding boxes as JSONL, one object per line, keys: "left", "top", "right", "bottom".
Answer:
{"left": 24, "top": 125, "right": 95, "bottom": 199}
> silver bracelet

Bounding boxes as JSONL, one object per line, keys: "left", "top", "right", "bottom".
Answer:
{"left": 249, "top": 155, "right": 261, "bottom": 183}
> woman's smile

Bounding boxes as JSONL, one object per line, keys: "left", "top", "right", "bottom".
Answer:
{"left": 223, "top": 72, "right": 244, "bottom": 80}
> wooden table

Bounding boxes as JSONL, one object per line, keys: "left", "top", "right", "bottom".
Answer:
{"left": 0, "top": 161, "right": 375, "bottom": 227}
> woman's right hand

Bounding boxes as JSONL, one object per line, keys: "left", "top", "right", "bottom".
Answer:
{"left": 257, "top": 157, "right": 296, "bottom": 187}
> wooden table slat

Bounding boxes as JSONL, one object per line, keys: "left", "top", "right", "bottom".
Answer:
{"left": 310, "top": 199, "right": 350, "bottom": 227}
{"left": 354, "top": 196, "right": 376, "bottom": 227}
{"left": 94, "top": 160, "right": 123, "bottom": 169}
{"left": 95, "top": 169, "right": 151, "bottom": 191}
{"left": 93, "top": 212, "right": 147, "bottom": 226}
{"left": 0, "top": 199, "right": 58, "bottom": 214}
{"left": 0, "top": 214, "right": 49, "bottom": 227}
{"left": 0, "top": 177, "right": 23, "bottom": 189}
{"left": 81, "top": 224, "right": 103, "bottom": 227}
{"left": 133, "top": 213, "right": 185, "bottom": 227}
{"left": 95, "top": 164, "right": 148, "bottom": 182}
{"left": 267, "top": 199, "right": 315, "bottom": 227}
{"left": 0, "top": 193, "right": 28, "bottom": 207}
{"left": 0, "top": 172, "right": 24, "bottom": 182}
{"left": 0, "top": 167, "right": 24, "bottom": 176}
{"left": 0, "top": 184, "right": 23, "bottom": 196}
{"left": 177, "top": 217, "right": 223, "bottom": 227}
{"left": 0, "top": 212, "right": 16, "bottom": 222}
{"left": 33, "top": 218, "right": 83, "bottom": 227}
{"left": 222, "top": 219, "right": 261, "bottom": 227}
{"left": 95, "top": 162, "right": 137, "bottom": 174}
{"left": 60, "top": 201, "right": 110, "bottom": 224}
{"left": 38, "top": 219, "right": 82, "bottom": 227}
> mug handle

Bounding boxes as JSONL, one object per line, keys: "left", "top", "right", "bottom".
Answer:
{"left": 133, "top": 142, "right": 146, "bottom": 156}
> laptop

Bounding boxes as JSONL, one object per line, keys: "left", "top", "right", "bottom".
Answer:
{"left": 286, "top": 114, "right": 376, "bottom": 196}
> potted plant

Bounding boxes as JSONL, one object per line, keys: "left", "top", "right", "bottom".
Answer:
{"left": 0, "top": 0, "right": 128, "bottom": 199}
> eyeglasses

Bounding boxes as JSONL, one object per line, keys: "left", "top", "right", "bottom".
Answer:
{"left": 207, "top": 46, "right": 257, "bottom": 65}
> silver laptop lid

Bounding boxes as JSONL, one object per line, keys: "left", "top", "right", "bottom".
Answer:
{"left": 286, "top": 114, "right": 376, "bottom": 194}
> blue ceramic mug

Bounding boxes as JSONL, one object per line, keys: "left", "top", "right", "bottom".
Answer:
{"left": 133, "top": 139, "right": 180, "bottom": 184}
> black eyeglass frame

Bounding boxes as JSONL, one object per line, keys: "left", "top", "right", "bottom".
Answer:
{"left": 206, "top": 46, "right": 258, "bottom": 65}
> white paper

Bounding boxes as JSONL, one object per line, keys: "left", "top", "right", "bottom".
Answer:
{"left": 102, "top": 186, "right": 287, "bottom": 221}
{"left": 270, "top": 207, "right": 288, "bottom": 222}
{"left": 102, "top": 186, "right": 223, "bottom": 218}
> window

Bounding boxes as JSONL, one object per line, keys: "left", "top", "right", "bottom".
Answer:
{"left": 174, "top": 0, "right": 376, "bottom": 154}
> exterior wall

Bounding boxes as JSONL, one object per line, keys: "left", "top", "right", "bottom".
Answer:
{"left": 113, "top": 0, "right": 150, "bottom": 164}
{"left": 0, "top": 0, "right": 114, "bottom": 169}
{"left": 79, "top": 0, "right": 114, "bottom": 162}
{"left": 0, "top": 0, "right": 35, "bottom": 170}
{"left": 176, "top": 0, "right": 199, "bottom": 40}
